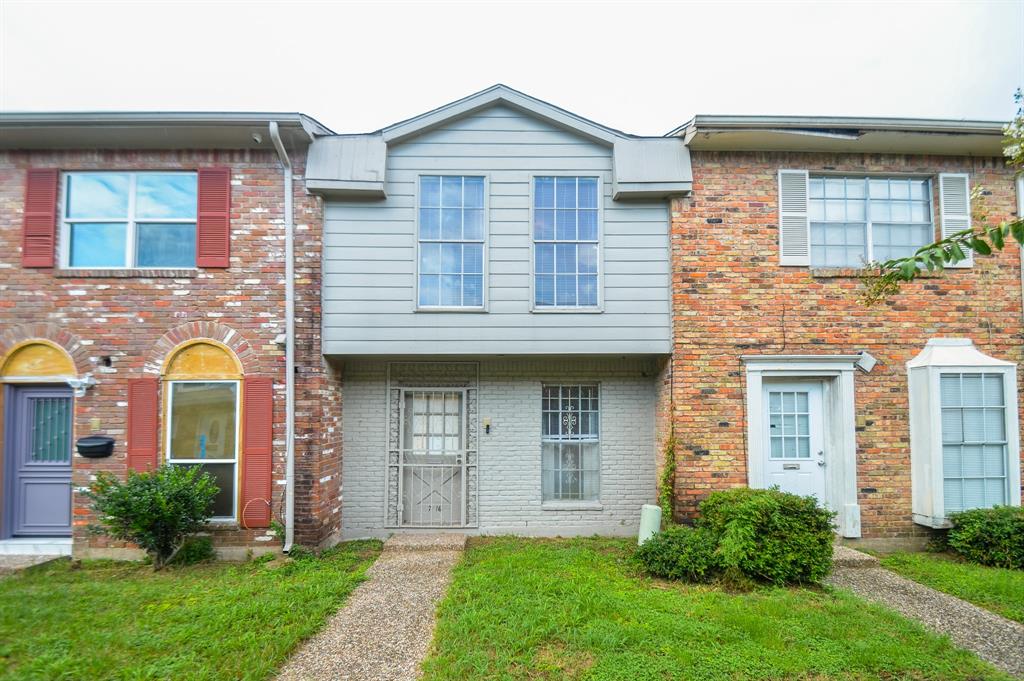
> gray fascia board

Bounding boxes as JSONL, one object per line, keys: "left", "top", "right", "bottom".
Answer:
{"left": 0, "top": 111, "right": 333, "bottom": 134}
{"left": 612, "top": 181, "right": 693, "bottom": 200}
{"left": 379, "top": 84, "right": 627, "bottom": 146}
{"left": 667, "top": 114, "right": 1005, "bottom": 138}
{"left": 305, "top": 179, "right": 387, "bottom": 200}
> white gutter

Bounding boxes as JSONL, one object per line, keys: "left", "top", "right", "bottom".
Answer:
{"left": 269, "top": 121, "right": 296, "bottom": 554}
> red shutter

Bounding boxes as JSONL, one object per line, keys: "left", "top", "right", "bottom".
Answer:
{"left": 127, "top": 378, "right": 159, "bottom": 473}
{"left": 22, "top": 169, "right": 59, "bottom": 267}
{"left": 241, "top": 377, "right": 274, "bottom": 528}
{"left": 196, "top": 167, "right": 231, "bottom": 268}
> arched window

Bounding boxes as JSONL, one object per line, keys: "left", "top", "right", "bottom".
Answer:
{"left": 162, "top": 341, "right": 243, "bottom": 520}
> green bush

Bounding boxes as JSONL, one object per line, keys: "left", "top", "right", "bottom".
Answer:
{"left": 636, "top": 525, "right": 719, "bottom": 582}
{"left": 636, "top": 487, "right": 836, "bottom": 586}
{"left": 948, "top": 506, "right": 1024, "bottom": 569}
{"left": 701, "top": 487, "right": 835, "bottom": 585}
{"left": 86, "top": 465, "right": 218, "bottom": 569}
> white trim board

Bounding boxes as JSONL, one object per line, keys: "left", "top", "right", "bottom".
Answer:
{"left": 742, "top": 355, "right": 861, "bottom": 537}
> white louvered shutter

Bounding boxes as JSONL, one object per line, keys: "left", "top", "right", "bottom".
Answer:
{"left": 939, "top": 173, "right": 972, "bottom": 268}
{"left": 778, "top": 169, "right": 810, "bottom": 266}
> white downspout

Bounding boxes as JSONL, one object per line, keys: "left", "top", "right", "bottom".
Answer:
{"left": 269, "top": 121, "right": 296, "bottom": 554}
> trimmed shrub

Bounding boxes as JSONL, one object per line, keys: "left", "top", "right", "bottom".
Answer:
{"left": 948, "top": 506, "right": 1024, "bottom": 569}
{"left": 700, "top": 487, "right": 835, "bottom": 585}
{"left": 86, "top": 465, "right": 218, "bottom": 569}
{"left": 636, "top": 525, "right": 719, "bottom": 582}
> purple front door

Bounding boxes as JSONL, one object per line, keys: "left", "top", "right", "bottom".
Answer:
{"left": 4, "top": 385, "right": 73, "bottom": 537}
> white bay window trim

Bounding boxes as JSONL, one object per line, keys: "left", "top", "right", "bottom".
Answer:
{"left": 907, "top": 339, "right": 1020, "bottom": 528}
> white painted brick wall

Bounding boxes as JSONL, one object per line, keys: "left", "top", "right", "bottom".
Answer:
{"left": 341, "top": 357, "right": 658, "bottom": 538}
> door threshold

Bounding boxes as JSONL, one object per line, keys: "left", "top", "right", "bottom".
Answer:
{"left": 0, "top": 538, "right": 72, "bottom": 556}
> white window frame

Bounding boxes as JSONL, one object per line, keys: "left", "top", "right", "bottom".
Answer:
{"left": 165, "top": 379, "right": 241, "bottom": 521}
{"left": 60, "top": 170, "right": 198, "bottom": 269}
{"left": 540, "top": 383, "right": 601, "bottom": 504}
{"left": 414, "top": 174, "right": 489, "bottom": 311}
{"left": 529, "top": 174, "right": 604, "bottom": 312}
{"left": 808, "top": 175, "right": 935, "bottom": 268}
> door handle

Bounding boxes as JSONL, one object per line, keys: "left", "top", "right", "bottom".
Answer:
{"left": 817, "top": 451, "right": 825, "bottom": 467}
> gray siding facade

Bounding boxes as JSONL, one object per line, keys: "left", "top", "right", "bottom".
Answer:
{"left": 322, "top": 105, "right": 672, "bottom": 356}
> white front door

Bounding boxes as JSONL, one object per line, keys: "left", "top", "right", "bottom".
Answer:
{"left": 763, "top": 381, "right": 826, "bottom": 502}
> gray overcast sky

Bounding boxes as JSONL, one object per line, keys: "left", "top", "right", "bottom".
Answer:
{"left": 2, "top": 0, "right": 1022, "bottom": 135}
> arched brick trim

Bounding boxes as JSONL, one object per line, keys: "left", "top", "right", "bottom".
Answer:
{"left": 145, "top": 322, "right": 258, "bottom": 376}
{"left": 0, "top": 323, "right": 91, "bottom": 376}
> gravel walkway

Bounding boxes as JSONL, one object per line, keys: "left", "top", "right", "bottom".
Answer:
{"left": 829, "top": 565, "right": 1024, "bottom": 678}
{"left": 277, "top": 533, "right": 466, "bottom": 681}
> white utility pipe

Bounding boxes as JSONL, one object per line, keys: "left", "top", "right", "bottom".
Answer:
{"left": 269, "top": 121, "right": 296, "bottom": 553}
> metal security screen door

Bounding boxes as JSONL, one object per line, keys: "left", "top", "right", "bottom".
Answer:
{"left": 4, "top": 386, "right": 73, "bottom": 537}
{"left": 763, "top": 382, "right": 826, "bottom": 503}
{"left": 398, "top": 389, "right": 469, "bottom": 526}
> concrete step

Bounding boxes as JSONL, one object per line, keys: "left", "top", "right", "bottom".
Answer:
{"left": 383, "top": 533, "right": 468, "bottom": 553}
{"left": 832, "top": 545, "right": 880, "bottom": 569}
{"left": 0, "top": 538, "right": 72, "bottom": 556}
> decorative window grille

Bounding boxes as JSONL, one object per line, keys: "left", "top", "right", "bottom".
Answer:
{"left": 541, "top": 384, "right": 600, "bottom": 501}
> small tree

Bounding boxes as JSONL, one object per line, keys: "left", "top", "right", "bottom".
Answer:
{"left": 86, "top": 465, "right": 218, "bottom": 569}
{"left": 861, "top": 89, "right": 1024, "bottom": 305}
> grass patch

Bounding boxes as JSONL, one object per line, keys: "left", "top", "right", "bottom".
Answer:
{"left": 0, "top": 540, "right": 381, "bottom": 681}
{"left": 422, "top": 537, "right": 1010, "bottom": 681}
{"left": 880, "top": 551, "right": 1024, "bottom": 624}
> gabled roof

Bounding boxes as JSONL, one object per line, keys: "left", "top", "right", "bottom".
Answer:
{"left": 378, "top": 84, "right": 634, "bottom": 145}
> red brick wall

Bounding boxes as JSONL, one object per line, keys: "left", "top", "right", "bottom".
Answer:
{"left": 0, "top": 149, "right": 340, "bottom": 553}
{"left": 669, "top": 151, "right": 1024, "bottom": 539}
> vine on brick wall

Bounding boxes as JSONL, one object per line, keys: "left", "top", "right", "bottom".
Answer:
{"left": 658, "top": 423, "right": 678, "bottom": 528}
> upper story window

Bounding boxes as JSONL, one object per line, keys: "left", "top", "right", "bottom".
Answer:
{"left": 63, "top": 172, "right": 198, "bottom": 269}
{"left": 417, "top": 175, "right": 486, "bottom": 308}
{"left": 809, "top": 176, "right": 933, "bottom": 268}
{"left": 533, "top": 176, "right": 600, "bottom": 309}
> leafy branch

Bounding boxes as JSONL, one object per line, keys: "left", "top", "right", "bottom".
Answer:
{"left": 860, "top": 89, "right": 1024, "bottom": 306}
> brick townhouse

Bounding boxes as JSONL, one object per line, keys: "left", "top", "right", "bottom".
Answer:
{"left": 1, "top": 88, "right": 1020, "bottom": 557}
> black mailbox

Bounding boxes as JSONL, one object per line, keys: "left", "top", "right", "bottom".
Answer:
{"left": 76, "top": 436, "right": 115, "bottom": 458}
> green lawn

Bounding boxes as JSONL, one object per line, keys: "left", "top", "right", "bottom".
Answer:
{"left": 422, "top": 537, "right": 1010, "bottom": 681}
{"left": 880, "top": 551, "right": 1024, "bottom": 624}
{"left": 0, "top": 540, "right": 381, "bottom": 681}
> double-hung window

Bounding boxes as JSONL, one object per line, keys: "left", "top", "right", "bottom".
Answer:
{"left": 533, "top": 176, "right": 599, "bottom": 308}
{"left": 63, "top": 171, "right": 198, "bottom": 268}
{"left": 417, "top": 176, "right": 485, "bottom": 308}
{"left": 940, "top": 373, "right": 1009, "bottom": 513}
{"left": 809, "top": 176, "right": 933, "bottom": 267}
{"left": 541, "top": 384, "right": 600, "bottom": 501}
{"left": 166, "top": 381, "right": 239, "bottom": 519}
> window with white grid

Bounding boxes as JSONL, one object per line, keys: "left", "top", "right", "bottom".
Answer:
{"left": 541, "top": 385, "right": 600, "bottom": 501}
{"left": 940, "top": 373, "right": 1009, "bottom": 513}
{"left": 418, "top": 176, "right": 485, "bottom": 308}
{"left": 809, "top": 176, "right": 933, "bottom": 267}
{"left": 533, "top": 176, "right": 599, "bottom": 308}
